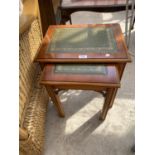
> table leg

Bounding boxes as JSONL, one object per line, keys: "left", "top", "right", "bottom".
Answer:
{"left": 60, "top": 10, "right": 70, "bottom": 24}
{"left": 99, "top": 88, "right": 116, "bottom": 121}
{"left": 45, "top": 86, "right": 65, "bottom": 117}
{"left": 109, "top": 88, "right": 118, "bottom": 108}
{"left": 107, "top": 63, "right": 126, "bottom": 109}
{"left": 69, "top": 15, "right": 72, "bottom": 24}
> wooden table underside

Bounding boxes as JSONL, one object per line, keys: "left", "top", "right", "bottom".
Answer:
{"left": 44, "top": 86, "right": 117, "bottom": 120}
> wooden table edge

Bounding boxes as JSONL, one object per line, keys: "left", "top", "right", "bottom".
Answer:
{"left": 34, "top": 58, "right": 131, "bottom": 63}
{"left": 40, "top": 81, "right": 120, "bottom": 88}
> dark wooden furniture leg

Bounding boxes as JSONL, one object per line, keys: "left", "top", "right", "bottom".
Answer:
{"left": 60, "top": 10, "right": 69, "bottom": 24}
{"left": 131, "top": 17, "right": 135, "bottom": 30}
{"left": 100, "top": 88, "right": 116, "bottom": 121}
{"left": 109, "top": 63, "right": 126, "bottom": 108}
{"left": 45, "top": 86, "right": 65, "bottom": 117}
{"left": 109, "top": 88, "right": 118, "bottom": 108}
{"left": 69, "top": 16, "right": 72, "bottom": 24}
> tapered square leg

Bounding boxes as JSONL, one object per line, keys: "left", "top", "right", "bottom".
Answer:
{"left": 109, "top": 88, "right": 118, "bottom": 108}
{"left": 45, "top": 86, "right": 65, "bottom": 117}
{"left": 99, "top": 88, "right": 116, "bottom": 121}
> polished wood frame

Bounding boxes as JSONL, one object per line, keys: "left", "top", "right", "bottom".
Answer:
{"left": 36, "top": 24, "right": 131, "bottom": 120}
{"left": 35, "top": 24, "right": 131, "bottom": 63}
{"left": 40, "top": 64, "right": 120, "bottom": 120}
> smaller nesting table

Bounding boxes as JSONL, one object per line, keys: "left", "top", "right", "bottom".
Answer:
{"left": 40, "top": 64, "right": 120, "bottom": 120}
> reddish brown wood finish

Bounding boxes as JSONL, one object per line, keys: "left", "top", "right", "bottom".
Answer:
{"left": 35, "top": 24, "right": 131, "bottom": 63}
{"left": 41, "top": 64, "right": 120, "bottom": 86}
{"left": 40, "top": 64, "right": 120, "bottom": 120}
{"left": 46, "top": 86, "right": 65, "bottom": 117}
{"left": 35, "top": 24, "right": 131, "bottom": 119}
{"left": 100, "top": 88, "right": 116, "bottom": 120}
{"left": 108, "top": 63, "right": 126, "bottom": 108}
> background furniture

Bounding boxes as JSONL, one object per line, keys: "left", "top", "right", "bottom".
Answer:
{"left": 59, "top": 0, "right": 133, "bottom": 24}
{"left": 59, "top": 0, "right": 135, "bottom": 47}
{"left": 37, "top": 0, "right": 58, "bottom": 36}
{"left": 19, "top": 0, "right": 48, "bottom": 154}
{"left": 125, "top": 0, "right": 135, "bottom": 47}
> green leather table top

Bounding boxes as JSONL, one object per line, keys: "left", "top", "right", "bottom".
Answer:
{"left": 54, "top": 64, "right": 107, "bottom": 75}
{"left": 47, "top": 27, "right": 117, "bottom": 53}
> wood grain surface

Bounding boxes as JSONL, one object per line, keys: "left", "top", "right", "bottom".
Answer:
{"left": 35, "top": 24, "right": 131, "bottom": 63}
{"left": 40, "top": 64, "right": 120, "bottom": 88}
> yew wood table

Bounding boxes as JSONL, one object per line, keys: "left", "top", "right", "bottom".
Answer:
{"left": 40, "top": 64, "right": 120, "bottom": 120}
{"left": 35, "top": 24, "right": 131, "bottom": 108}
